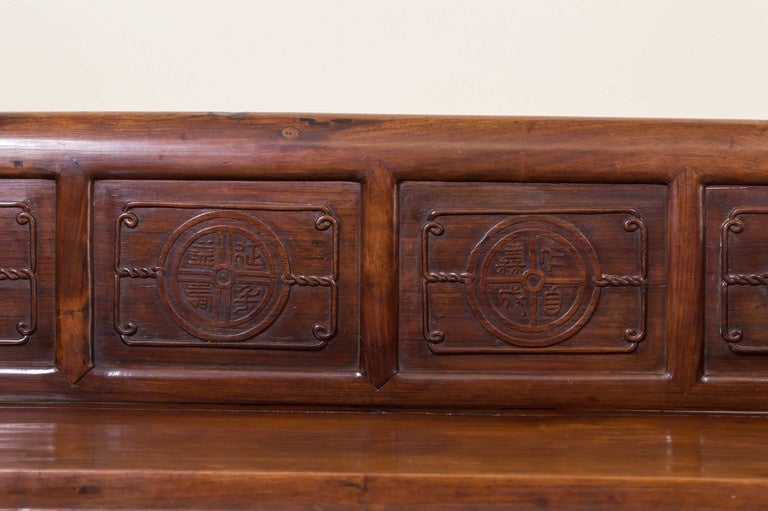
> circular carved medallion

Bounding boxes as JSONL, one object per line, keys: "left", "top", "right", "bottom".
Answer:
{"left": 158, "top": 212, "right": 289, "bottom": 341}
{"left": 467, "top": 216, "right": 600, "bottom": 347}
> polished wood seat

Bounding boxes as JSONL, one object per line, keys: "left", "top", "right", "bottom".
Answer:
{"left": 3, "top": 405, "right": 768, "bottom": 510}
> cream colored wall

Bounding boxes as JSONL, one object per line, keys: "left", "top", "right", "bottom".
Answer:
{"left": 1, "top": 0, "right": 766, "bottom": 118}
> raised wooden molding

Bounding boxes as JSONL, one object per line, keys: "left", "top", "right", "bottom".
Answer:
{"left": 1, "top": 114, "right": 768, "bottom": 410}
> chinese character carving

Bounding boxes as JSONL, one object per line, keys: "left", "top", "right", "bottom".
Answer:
{"left": 114, "top": 205, "right": 339, "bottom": 349}
{"left": 422, "top": 211, "right": 647, "bottom": 354}
{"left": 467, "top": 216, "right": 600, "bottom": 347}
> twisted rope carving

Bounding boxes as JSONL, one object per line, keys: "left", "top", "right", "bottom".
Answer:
{"left": 724, "top": 272, "right": 768, "bottom": 286}
{"left": 424, "top": 271, "right": 473, "bottom": 284}
{"left": 117, "top": 266, "right": 162, "bottom": 278}
{"left": 0, "top": 268, "right": 30, "bottom": 281}
{"left": 593, "top": 274, "right": 646, "bottom": 287}
{"left": 281, "top": 274, "right": 334, "bottom": 287}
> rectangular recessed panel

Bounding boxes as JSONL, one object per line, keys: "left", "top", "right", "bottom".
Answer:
{"left": 705, "top": 186, "right": 768, "bottom": 376}
{"left": 0, "top": 180, "right": 55, "bottom": 365}
{"left": 93, "top": 180, "right": 360, "bottom": 370}
{"left": 399, "top": 183, "right": 667, "bottom": 374}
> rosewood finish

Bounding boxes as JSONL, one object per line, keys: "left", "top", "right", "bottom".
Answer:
{"left": 0, "top": 405, "right": 767, "bottom": 510}
{"left": 5, "top": 114, "right": 768, "bottom": 509}
{"left": 0, "top": 114, "right": 768, "bottom": 410}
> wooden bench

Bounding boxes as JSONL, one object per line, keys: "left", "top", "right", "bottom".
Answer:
{"left": 1, "top": 113, "right": 768, "bottom": 509}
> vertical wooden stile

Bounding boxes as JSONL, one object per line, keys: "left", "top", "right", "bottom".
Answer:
{"left": 666, "top": 167, "right": 705, "bottom": 389}
{"left": 360, "top": 162, "right": 398, "bottom": 388}
{"left": 55, "top": 160, "right": 93, "bottom": 383}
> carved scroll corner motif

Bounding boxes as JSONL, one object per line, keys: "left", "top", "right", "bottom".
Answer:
{"left": 113, "top": 204, "right": 339, "bottom": 349}
{"left": 719, "top": 208, "right": 768, "bottom": 354}
{"left": 420, "top": 210, "right": 648, "bottom": 354}
{"left": 0, "top": 202, "right": 37, "bottom": 345}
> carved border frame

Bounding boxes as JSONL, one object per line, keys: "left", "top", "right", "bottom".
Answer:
{"left": 0, "top": 202, "right": 37, "bottom": 345}
{"left": 421, "top": 209, "right": 647, "bottom": 354}
{"left": 114, "top": 202, "right": 338, "bottom": 350}
{"left": 719, "top": 207, "right": 768, "bottom": 354}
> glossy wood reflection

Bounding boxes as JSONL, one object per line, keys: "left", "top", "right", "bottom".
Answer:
{"left": 0, "top": 405, "right": 767, "bottom": 509}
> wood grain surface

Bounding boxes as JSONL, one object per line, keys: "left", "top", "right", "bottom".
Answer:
{"left": 0, "top": 405, "right": 765, "bottom": 509}
{"left": 0, "top": 113, "right": 766, "bottom": 410}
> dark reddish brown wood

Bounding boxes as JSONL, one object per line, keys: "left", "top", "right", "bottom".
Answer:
{"left": 0, "top": 182, "right": 51, "bottom": 355}
{"left": 0, "top": 113, "right": 767, "bottom": 410}
{"left": 55, "top": 162, "right": 92, "bottom": 383}
{"left": 0, "top": 405, "right": 767, "bottom": 510}
{"left": 705, "top": 185, "right": 768, "bottom": 378}
{"left": 4, "top": 114, "right": 768, "bottom": 509}
{"left": 91, "top": 180, "right": 359, "bottom": 376}
{"left": 666, "top": 167, "right": 705, "bottom": 389}
{"left": 360, "top": 162, "right": 398, "bottom": 388}
{"left": 399, "top": 183, "right": 664, "bottom": 377}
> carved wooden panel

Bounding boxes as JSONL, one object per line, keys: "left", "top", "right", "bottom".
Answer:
{"left": 0, "top": 180, "right": 54, "bottom": 365}
{"left": 705, "top": 187, "right": 768, "bottom": 376}
{"left": 10, "top": 113, "right": 768, "bottom": 409}
{"left": 93, "top": 181, "right": 359, "bottom": 370}
{"left": 400, "top": 183, "right": 666, "bottom": 374}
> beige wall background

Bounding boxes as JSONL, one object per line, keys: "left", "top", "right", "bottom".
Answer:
{"left": 1, "top": 0, "right": 766, "bottom": 118}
